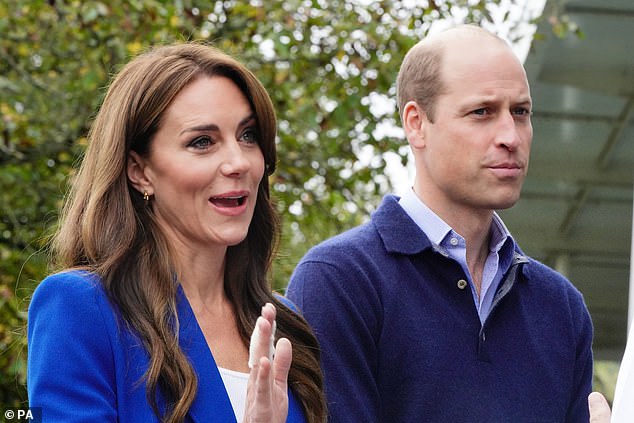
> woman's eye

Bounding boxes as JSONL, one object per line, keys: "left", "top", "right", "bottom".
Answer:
{"left": 188, "top": 136, "right": 212, "bottom": 149}
{"left": 240, "top": 128, "right": 260, "bottom": 144}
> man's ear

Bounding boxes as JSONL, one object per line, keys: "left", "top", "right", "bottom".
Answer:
{"left": 402, "top": 101, "right": 428, "bottom": 149}
{"left": 127, "top": 151, "right": 152, "bottom": 196}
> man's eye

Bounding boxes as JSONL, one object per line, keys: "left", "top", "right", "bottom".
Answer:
{"left": 189, "top": 136, "right": 212, "bottom": 149}
{"left": 513, "top": 107, "right": 531, "bottom": 116}
{"left": 472, "top": 108, "right": 489, "bottom": 116}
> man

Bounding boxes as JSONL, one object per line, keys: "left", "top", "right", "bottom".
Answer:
{"left": 287, "top": 25, "right": 593, "bottom": 422}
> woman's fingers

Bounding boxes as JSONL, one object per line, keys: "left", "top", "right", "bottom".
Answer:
{"left": 254, "top": 356, "right": 273, "bottom": 410}
{"left": 244, "top": 304, "right": 290, "bottom": 423}
{"left": 261, "top": 302, "right": 276, "bottom": 325}
{"left": 249, "top": 303, "right": 276, "bottom": 368}
{"left": 244, "top": 356, "right": 272, "bottom": 423}
{"left": 273, "top": 338, "right": 292, "bottom": 389}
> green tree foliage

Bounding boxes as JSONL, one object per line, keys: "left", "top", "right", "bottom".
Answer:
{"left": 1, "top": 0, "right": 552, "bottom": 406}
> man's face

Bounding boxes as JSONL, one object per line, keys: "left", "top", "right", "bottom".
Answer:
{"left": 417, "top": 37, "right": 533, "bottom": 218}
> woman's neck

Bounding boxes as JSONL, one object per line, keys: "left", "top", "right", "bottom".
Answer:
{"left": 175, "top": 244, "right": 227, "bottom": 306}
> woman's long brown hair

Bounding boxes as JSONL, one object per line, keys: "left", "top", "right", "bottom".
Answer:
{"left": 51, "top": 43, "right": 326, "bottom": 423}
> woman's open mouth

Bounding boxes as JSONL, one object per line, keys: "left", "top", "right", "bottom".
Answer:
{"left": 209, "top": 195, "right": 247, "bottom": 208}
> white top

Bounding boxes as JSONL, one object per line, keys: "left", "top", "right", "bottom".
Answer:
{"left": 218, "top": 367, "right": 249, "bottom": 422}
{"left": 612, "top": 324, "right": 634, "bottom": 422}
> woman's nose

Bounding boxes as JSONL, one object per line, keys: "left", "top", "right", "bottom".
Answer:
{"left": 219, "top": 140, "right": 250, "bottom": 177}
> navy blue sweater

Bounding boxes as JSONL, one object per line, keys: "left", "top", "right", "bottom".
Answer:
{"left": 287, "top": 195, "right": 593, "bottom": 422}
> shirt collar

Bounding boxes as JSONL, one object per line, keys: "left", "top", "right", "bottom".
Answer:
{"left": 398, "top": 187, "right": 451, "bottom": 246}
{"left": 398, "top": 187, "right": 517, "bottom": 254}
{"left": 490, "top": 211, "right": 515, "bottom": 253}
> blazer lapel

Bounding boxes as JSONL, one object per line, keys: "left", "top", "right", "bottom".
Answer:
{"left": 176, "top": 287, "right": 238, "bottom": 423}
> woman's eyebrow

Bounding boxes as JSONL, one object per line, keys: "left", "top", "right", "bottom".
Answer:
{"left": 179, "top": 123, "right": 219, "bottom": 136}
{"left": 179, "top": 114, "right": 256, "bottom": 136}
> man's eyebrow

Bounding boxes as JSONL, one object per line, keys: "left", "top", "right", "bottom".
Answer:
{"left": 466, "top": 94, "right": 532, "bottom": 103}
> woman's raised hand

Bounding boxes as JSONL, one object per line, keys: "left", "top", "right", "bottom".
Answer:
{"left": 243, "top": 303, "right": 292, "bottom": 423}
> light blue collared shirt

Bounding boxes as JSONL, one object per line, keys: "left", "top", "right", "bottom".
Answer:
{"left": 398, "top": 188, "right": 516, "bottom": 323}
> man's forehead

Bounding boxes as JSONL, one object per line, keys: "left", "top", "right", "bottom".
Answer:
{"left": 429, "top": 25, "right": 508, "bottom": 47}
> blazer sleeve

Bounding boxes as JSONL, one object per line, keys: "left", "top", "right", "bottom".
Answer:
{"left": 27, "top": 271, "right": 118, "bottom": 422}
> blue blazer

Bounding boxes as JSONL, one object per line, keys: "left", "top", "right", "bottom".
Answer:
{"left": 27, "top": 270, "right": 306, "bottom": 422}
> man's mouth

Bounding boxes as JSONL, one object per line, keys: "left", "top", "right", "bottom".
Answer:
{"left": 209, "top": 195, "right": 247, "bottom": 207}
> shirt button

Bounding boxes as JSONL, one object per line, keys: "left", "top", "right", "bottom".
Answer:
{"left": 450, "top": 237, "right": 459, "bottom": 246}
{"left": 457, "top": 279, "right": 468, "bottom": 290}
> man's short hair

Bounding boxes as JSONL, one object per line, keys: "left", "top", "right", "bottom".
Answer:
{"left": 396, "top": 25, "right": 506, "bottom": 124}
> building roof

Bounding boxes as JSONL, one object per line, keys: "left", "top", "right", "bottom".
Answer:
{"left": 499, "top": 0, "right": 634, "bottom": 360}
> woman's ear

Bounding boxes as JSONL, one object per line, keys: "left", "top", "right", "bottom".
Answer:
{"left": 402, "top": 101, "right": 428, "bottom": 149}
{"left": 127, "top": 151, "right": 152, "bottom": 196}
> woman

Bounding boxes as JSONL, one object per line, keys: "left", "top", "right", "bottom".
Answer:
{"left": 27, "top": 43, "right": 326, "bottom": 423}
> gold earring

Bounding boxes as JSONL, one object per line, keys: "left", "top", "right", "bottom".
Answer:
{"left": 143, "top": 191, "right": 150, "bottom": 202}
